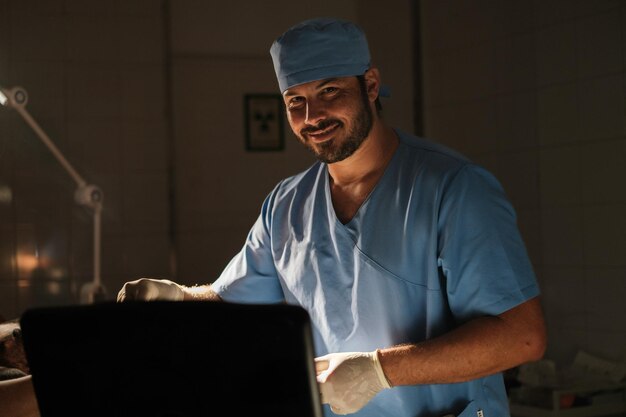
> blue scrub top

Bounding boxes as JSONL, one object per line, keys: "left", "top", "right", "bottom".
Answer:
{"left": 212, "top": 130, "right": 540, "bottom": 417}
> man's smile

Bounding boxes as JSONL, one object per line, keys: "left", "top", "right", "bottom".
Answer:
{"left": 304, "top": 121, "right": 341, "bottom": 143}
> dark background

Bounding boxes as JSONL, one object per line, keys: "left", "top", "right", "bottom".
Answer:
{"left": 1, "top": 0, "right": 624, "bottom": 370}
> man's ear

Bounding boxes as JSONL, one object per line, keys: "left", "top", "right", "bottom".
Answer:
{"left": 364, "top": 68, "right": 381, "bottom": 102}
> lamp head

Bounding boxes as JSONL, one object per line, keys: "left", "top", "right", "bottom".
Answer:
{"left": 0, "top": 88, "right": 8, "bottom": 106}
{"left": 0, "top": 86, "right": 28, "bottom": 109}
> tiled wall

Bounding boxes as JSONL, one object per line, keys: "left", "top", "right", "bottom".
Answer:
{"left": 0, "top": 1, "right": 172, "bottom": 318}
{"left": 0, "top": 1, "right": 415, "bottom": 320}
{"left": 421, "top": 0, "right": 626, "bottom": 365}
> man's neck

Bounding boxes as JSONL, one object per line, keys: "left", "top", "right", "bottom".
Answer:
{"left": 327, "top": 121, "right": 399, "bottom": 224}
{"left": 327, "top": 121, "right": 398, "bottom": 187}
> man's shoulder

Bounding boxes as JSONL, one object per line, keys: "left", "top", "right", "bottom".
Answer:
{"left": 392, "top": 130, "right": 474, "bottom": 184}
{"left": 267, "top": 161, "right": 324, "bottom": 199}
{"left": 396, "top": 130, "right": 470, "bottom": 166}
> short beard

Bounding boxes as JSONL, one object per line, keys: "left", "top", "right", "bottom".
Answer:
{"left": 299, "top": 83, "right": 373, "bottom": 164}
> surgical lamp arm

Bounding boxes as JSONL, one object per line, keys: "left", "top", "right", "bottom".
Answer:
{"left": 0, "top": 86, "right": 104, "bottom": 300}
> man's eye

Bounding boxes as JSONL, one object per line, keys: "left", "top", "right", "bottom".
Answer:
{"left": 288, "top": 98, "right": 305, "bottom": 109}
{"left": 322, "top": 87, "right": 338, "bottom": 94}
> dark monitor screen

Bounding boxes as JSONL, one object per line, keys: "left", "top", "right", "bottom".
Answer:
{"left": 20, "top": 301, "right": 323, "bottom": 417}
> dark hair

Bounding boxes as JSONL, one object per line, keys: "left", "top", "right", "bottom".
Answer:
{"left": 356, "top": 75, "right": 382, "bottom": 115}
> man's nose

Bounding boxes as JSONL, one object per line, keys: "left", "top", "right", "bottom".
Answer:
{"left": 305, "top": 101, "right": 326, "bottom": 126}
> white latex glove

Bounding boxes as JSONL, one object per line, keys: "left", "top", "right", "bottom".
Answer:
{"left": 315, "top": 350, "right": 391, "bottom": 415}
{"left": 116, "top": 278, "right": 185, "bottom": 302}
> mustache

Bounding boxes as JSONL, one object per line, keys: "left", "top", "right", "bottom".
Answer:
{"left": 300, "top": 119, "right": 342, "bottom": 135}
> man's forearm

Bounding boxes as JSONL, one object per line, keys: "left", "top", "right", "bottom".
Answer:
{"left": 378, "top": 297, "right": 547, "bottom": 386}
{"left": 181, "top": 284, "right": 222, "bottom": 301}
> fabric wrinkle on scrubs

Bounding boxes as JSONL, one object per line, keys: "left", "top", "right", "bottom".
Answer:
{"left": 212, "top": 129, "right": 540, "bottom": 417}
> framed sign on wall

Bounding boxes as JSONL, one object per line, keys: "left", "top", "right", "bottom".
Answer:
{"left": 244, "top": 94, "right": 285, "bottom": 151}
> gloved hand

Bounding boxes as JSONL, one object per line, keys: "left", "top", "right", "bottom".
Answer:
{"left": 116, "top": 278, "right": 185, "bottom": 302}
{"left": 315, "top": 350, "right": 391, "bottom": 415}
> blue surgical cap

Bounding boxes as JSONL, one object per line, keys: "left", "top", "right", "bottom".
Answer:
{"left": 270, "top": 17, "right": 372, "bottom": 93}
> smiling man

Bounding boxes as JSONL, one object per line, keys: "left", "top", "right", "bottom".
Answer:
{"left": 281, "top": 69, "right": 396, "bottom": 224}
{"left": 284, "top": 75, "right": 376, "bottom": 164}
{"left": 118, "top": 17, "right": 547, "bottom": 417}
